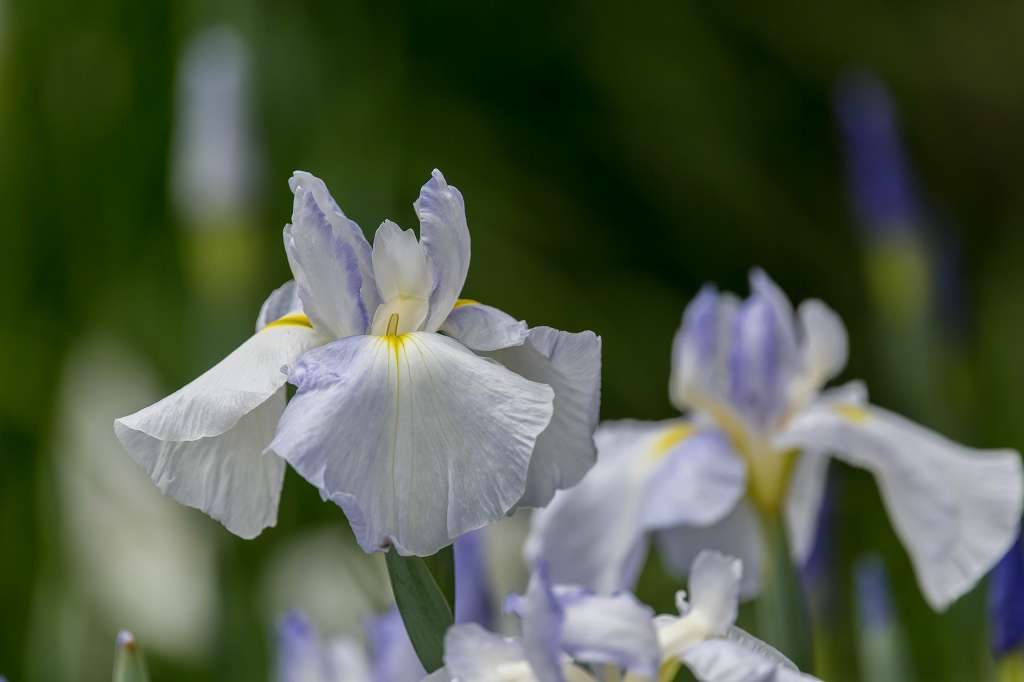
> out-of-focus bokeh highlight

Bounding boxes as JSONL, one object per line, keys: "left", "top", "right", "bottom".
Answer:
{"left": 2, "top": 3, "right": 1024, "bottom": 680}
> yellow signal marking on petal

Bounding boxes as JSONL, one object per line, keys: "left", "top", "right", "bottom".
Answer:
{"left": 453, "top": 298, "right": 480, "bottom": 308}
{"left": 263, "top": 312, "right": 313, "bottom": 330}
{"left": 833, "top": 404, "right": 869, "bottom": 423}
{"left": 648, "top": 423, "right": 694, "bottom": 460}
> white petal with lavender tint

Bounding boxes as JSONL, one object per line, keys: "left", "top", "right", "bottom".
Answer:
{"left": 516, "top": 565, "right": 565, "bottom": 682}
{"left": 656, "top": 501, "right": 764, "bottom": 599}
{"left": 525, "top": 420, "right": 680, "bottom": 593}
{"left": 640, "top": 429, "right": 746, "bottom": 531}
{"left": 681, "top": 638, "right": 819, "bottom": 682}
{"left": 555, "top": 588, "right": 660, "bottom": 678}
{"left": 783, "top": 450, "right": 831, "bottom": 565}
{"left": 780, "top": 401, "right": 1024, "bottom": 610}
{"left": 256, "top": 280, "right": 303, "bottom": 331}
{"left": 416, "top": 170, "right": 470, "bottom": 333}
{"left": 443, "top": 624, "right": 529, "bottom": 682}
{"left": 114, "top": 323, "right": 323, "bottom": 538}
{"left": 368, "top": 220, "right": 433, "bottom": 336}
{"left": 687, "top": 551, "right": 742, "bottom": 636}
{"left": 285, "top": 171, "right": 379, "bottom": 337}
{"left": 440, "top": 302, "right": 528, "bottom": 352}
{"left": 490, "top": 326, "right": 602, "bottom": 509}
{"left": 670, "top": 286, "right": 739, "bottom": 413}
{"left": 271, "top": 332, "right": 554, "bottom": 556}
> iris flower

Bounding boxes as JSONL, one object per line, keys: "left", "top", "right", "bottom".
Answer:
{"left": 115, "top": 170, "right": 601, "bottom": 555}
{"left": 528, "top": 270, "right": 1022, "bottom": 610}
{"left": 429, "top": 552, "right": 818, "bottom": 682}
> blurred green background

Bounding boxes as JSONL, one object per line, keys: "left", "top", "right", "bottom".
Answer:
{"left": 3, "top": 1, "right": 1024, "bottom": 680}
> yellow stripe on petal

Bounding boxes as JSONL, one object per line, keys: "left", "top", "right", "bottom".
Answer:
{"left": 833, "top": 403, "right": 869, "bottom": 423}
{"left": 648, "top": 423, "right": 694, "bottom": 460}
{"left": 453, "top": 298, "right": 480, "bottom": 308}
{"left": 263, "top": 312, "right": 313, "bottom": 330}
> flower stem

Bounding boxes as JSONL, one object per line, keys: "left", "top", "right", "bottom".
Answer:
{"left": 753, "top": 511, "right": 814, "bottom": 671}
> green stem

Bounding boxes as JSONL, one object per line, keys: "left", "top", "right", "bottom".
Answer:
{"left": 385, "top": 550, "right": 455, "bottom": 673}
{"left": 753, "top": 512, "right": 814, "bottom": 672}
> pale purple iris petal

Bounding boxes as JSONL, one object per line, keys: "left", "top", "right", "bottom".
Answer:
{"left": 276, "top": 612, "right": 329, "bottom": 682}
{"left": 416, "top": 170, "right": 471, "bottom": 333}
{"left": 285, "top": 171, "right": 378, "bottom": 338}
{"left": 440, "top": 302, "right": 528, "bottom": 352}
{"left": 454, "top": 529, "right": 495, "bottom": 628}
{"left": 365, "top": 608, "right": 424, "bottom": 682}
{"left": 728, "top": 291, "right": 791, "bottom": 430}
{"left": 517, "top": 564, "right": 566, "bottom": 682}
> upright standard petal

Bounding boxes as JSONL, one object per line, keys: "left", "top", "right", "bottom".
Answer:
{"left": 490, "top": 326, "right": 602, "bottom": 509}
{"left": 791, "top": 299, "right": 848, "bottom": 401}
{"left": 271, "top": 332, "right": 554, "bottom": 556}
{"left": 415, "top": 170, "right": 471, "bottom": 333}
{"left": 114, "top": 323, "right": 323, "bottom": 538}
{"left": 440, "top": 301, "right": 528, "bottom": 353}
{"left": 525, "top": 420, "right": 679, "bottom": 593}
{"left": 285, "top": 171, "right": 379, "bottom": 338}
{"left": 656, "top": 501, "right": 765, "bottom": 600}
{"left": 368, "top": 220, "right": 433, "bottom": 336}
{"left": 257, "top": 280, "right": 303, "bottom": 332}
{"left": 780, "top": 401, "right": 1024, "bottom": 610}
{"left": 670, "top": 286, "right": 739, "bottom": 413}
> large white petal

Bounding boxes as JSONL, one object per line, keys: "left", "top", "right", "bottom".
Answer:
{"left": 780, "top": 401, "right": 1024, "bottom": 610}
{"left": 490, "top": 326, "right": 602, "bottom": 509}
{"left": 416, "top": 170, "right": 471, "bottom": 333}
{"left": 656, "top": 501, "right": 764, "bottom": 600}
{"left": 271, "top": 332, "right": 554, "bottom": 556}
{"left": 525, "top": 420, "right": 679, "bottom": 593}
{"left": 286, "top": 171, "right": 379, "bottom": 338}
{"left": 114, "top": 324, "right": 323, "bottom": 538}
{"left": 440, "top": 302, "right": 528, "bottom": 353}
{"left": 783, "top": 450, "right": 831, "bottom": 566}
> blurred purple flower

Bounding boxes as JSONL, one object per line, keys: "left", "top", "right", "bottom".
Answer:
{"left": 454, "top": 529, "right": 495, "bottom": 628}
{"left": 991, "top": 534, "right": 1024, "bottom": 656}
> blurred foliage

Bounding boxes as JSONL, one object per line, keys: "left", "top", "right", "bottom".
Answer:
{"left": 2, "top": 1, "right": 1024, "bottom": 680}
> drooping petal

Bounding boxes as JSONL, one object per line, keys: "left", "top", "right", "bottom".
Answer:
{"left": 415, "top": 170, "right": 471, "bottom": 333}
{"left": 656, "top": 501, "right": 764, "bottom": 599}
{"left": 640, "top": 429, "right": 746, "bottom": 531}
{"left": 271, "top": 332, "right": 554, "bottom": 556}
{"left": 783, "top": 450, "right": 831, "bottom": 566}
{"left": 285, "top": 171, "right": 379, "bottom": 338}
{"left": 687, "top": 551, "right": 742, "bottom": 636}
{"left": 440, "top": 301, "right": 528, "bottom": 353}
{"left": 114, "top": 324, "right": 323, "bottom": 538}
{"left": 780, "top": 401, "right": 1024, "bottom": 610}
{"left": 525, "top": 420, "right": 681, "bottom": 593}
{"left": 555, "top": 588, "right": 660, "bottom": 678}
{"left": 489, "top": 326, "right": 602, "bottom": 509}
{"left": 257, "top": 280, "right": 303, "bottom": 331}
{"left": 681, "top": 638, "right": 820, "bottom": 682}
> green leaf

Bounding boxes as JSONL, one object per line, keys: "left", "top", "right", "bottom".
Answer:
{"left": 386, "top": 550, "right": 455, "bottom": 673}
{"left": 112, "top": 631, "right": 150, "bottom": 682}
{"left": 424, "top": 544, "right": 456, "bottom": 608}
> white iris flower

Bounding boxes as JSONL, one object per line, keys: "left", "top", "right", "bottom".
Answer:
{"left": 115, "top": 170, "right": 601, "bottom": 555}
{"left": 427, "top": 552, "right": 818, "bottom": 682}
{"left": 527, "top": 269, "right": 1022, "bottom": 610}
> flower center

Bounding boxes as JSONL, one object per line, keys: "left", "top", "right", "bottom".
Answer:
{"left": 369, "top": 295, "right": 429, "bottom": 336}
